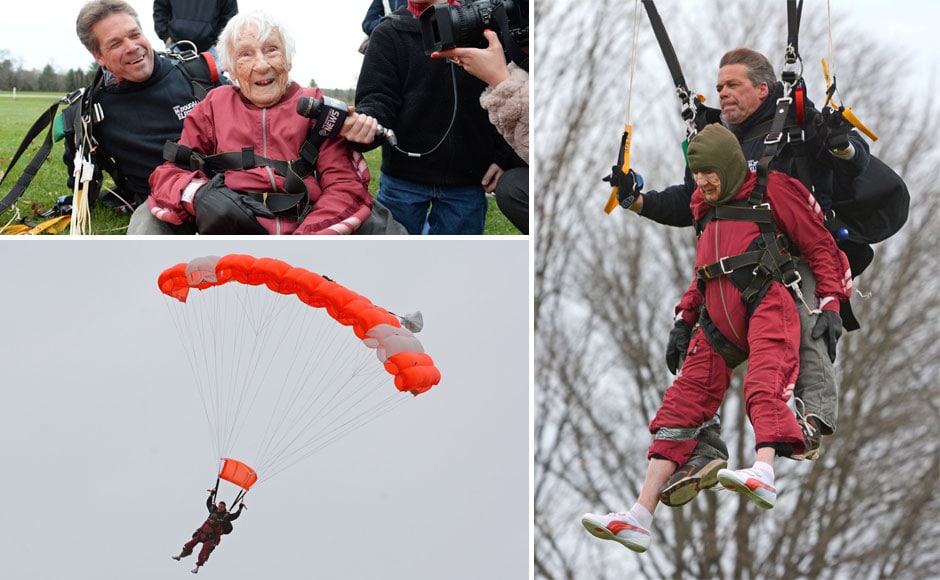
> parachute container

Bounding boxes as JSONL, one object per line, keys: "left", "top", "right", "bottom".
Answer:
{"left": 219, "top": 458, "right": 259, "bottom": 491}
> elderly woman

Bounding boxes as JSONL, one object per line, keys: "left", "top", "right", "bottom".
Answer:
{"left": 148, "top": 11, "right": 376, "bottom": 234}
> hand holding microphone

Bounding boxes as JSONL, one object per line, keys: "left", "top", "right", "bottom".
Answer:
{"left": 296, "top": 95, "right": 396, "bottom": 146}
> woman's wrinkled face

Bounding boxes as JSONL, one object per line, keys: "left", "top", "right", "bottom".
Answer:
{"left": 693, "top": 171, "right": 722, "bottom": 203}
{"left": 232, "top": 26, "right": 290, "bottom": 108}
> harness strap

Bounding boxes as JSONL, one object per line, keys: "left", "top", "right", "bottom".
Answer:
{"left": 653, "top": 416, "right": 722, "bottom": 441}
{"left": 163, "top": 141, "right": 317, "bottom": 215}
{"left": 641, "top": 0, "right": 699, "bottom": 139}
{"left": 0, "top": 93, "right": 79, "bottom": 215}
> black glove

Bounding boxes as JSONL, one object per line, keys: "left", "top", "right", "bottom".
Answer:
{"left": 811, "top": 309, "right": 843, "bottom": 363}
{"left": 193, "top": 174, "right": 275, "bottom": 235}
{"left": 665, "top": 319, "right": 693, "bottom": 374}
{"left": 603, "top": 167, "right": 643, "bottom": 209}
{"left": 815, "top": 108, "right": 851, "bottom": 153}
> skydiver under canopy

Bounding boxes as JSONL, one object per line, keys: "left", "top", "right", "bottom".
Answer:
{"left": 172, "top": 487, "right": 246, "bottom": 574}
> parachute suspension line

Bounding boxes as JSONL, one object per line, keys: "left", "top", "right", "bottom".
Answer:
{"left": 603, "top": 0, "right": 642, "bottom": 215}
{"left": 819, "top": 0, "right": 878, "bottom": 141}
{"left": 159, "top": 255, "right": 442, "bottom": 492}
{"left": 69, "top": 114, "right": 94, "bottom": 235}
{"left": 164, "top": 298, "right": 224, "bottom": 461}
{"left": 826, "top": 0, "right": 834, "bottom": 90}
{"left": 625, "top": 0, "right": 641, "bottom": 125}
{"left": 173, "top": 282, "right": 408, "bottom": 488}
{"left": 251, "top": 306, "right": 406, "bottom": 482}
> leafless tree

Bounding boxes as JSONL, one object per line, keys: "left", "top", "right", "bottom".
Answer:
{"left": 534, "top": 1, "right": 940, "bottom": 578}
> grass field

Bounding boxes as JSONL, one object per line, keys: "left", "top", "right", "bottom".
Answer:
{"left": 0, "top": 91, "right": 521, "bottom": 235}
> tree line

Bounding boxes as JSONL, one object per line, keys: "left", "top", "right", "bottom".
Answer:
{"left": 534, "top": 1, "right": 940, "bottom": 578}
{"left": 0, "top": 52, "right": 355, "bottom": 100}
{"left": 0, "top": 53, "right": 95, "bottom": 93}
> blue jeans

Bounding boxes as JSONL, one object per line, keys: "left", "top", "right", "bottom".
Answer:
{"left": 376, "top": 173, "right": 487, "bottom": 235}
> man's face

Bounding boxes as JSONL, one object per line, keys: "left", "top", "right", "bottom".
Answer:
{"left": 91, "top": 13, "right": 154, "bottom": 83}
{"left": 218, "top": 502, "right": 226, "bottom": 512}
{"left": 693, "top": 171, "right": 722, "bottom": 203}
{"left": 716, "top": 63, "right": 768, "bottom": 125}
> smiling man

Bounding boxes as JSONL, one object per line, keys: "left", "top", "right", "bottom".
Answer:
{"left": 63, "top": 0, "right": 223, "bottom": 229}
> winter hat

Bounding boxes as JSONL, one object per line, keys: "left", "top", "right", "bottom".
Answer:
{"left": 687, "top": 124, "right": 747, "bottom": 205}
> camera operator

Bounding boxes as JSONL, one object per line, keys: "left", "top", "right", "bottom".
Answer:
{"left": 348, "top": 0, "right": 522, "bottom": 235}
{"left": 432, "top": 28, "right": 528, "bottom": 233}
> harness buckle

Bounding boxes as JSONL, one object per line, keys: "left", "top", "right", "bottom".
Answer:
{"left": 753, "top": 202, "right": 771, "bottom": 211}
{"left": 719, "top": 256, "right": 734, "bottom": 275}
{"left": 784, "top": 270, "right": 802, "bottom": 290}
{"left": 61, "top": 88, "right": 85, "bottom": 106}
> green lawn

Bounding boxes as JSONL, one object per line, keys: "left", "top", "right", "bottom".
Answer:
{"left": 0, "top": 91, "right": 521, "bottom": 235}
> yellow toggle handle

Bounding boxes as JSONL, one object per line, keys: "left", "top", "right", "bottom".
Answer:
{"left": 604, "top": 124, "right": 632, "bottom": 214}
{"left": 821, "top": 58, "right": 877, "bottom": 141}
{"left": 841, "top": 107, "right": 878, "bottom": 141}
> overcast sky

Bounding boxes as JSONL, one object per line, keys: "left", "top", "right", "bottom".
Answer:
{"left": 0, "top": 0, "right": 385, "bottom": 89}
{"left": 0, "top": 239, "right": 529, "bottom": 579}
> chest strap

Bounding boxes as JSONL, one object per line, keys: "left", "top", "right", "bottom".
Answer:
{"left": 696, "top": 202, "right": 801, "bottom": 305}
{"left": 164, "top": 141, "right": 321, "bottom": 215}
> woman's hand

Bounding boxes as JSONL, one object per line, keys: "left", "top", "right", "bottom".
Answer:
{"left": 431, "top": 29, "right": 511, "bottom": 88}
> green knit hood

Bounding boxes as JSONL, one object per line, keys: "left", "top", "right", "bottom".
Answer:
{"left": 687, "top": 124, "right": 747, "bottom": 205}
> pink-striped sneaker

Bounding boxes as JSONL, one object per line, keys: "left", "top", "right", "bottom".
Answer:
{"left": 580, "top": 511, "right": 651, "bottom": 552}
{"left": 717, "top": 467, "right": 776, "bottom": 509}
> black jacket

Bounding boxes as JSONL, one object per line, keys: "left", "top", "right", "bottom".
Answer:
{"left": 62, "top": 54, "right": 203, "bottom": 203}
{"left": 154, "top": 0, "right": 239, "bottom": 52}
{"left": 354, "top": 8, "right": 520, "bottom": 186}
{"left": 640, "top": 82, "right": 870, "bottom": 227}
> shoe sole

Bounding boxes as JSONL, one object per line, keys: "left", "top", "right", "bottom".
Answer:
{"left": 717, "top": 470, "right": 775, "bottom": 510}
{"left": 580, "top": 515, "right": 650, "bottom": 553}
{"left": 658, "top": 458, "right": 728, "bottom": 507}
{"left": 788, "top": 448, "right": 820, "bottom": 461}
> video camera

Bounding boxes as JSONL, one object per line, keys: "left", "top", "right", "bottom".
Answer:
{"left": 419, "top": 0, "right": 528, "bottom": 55}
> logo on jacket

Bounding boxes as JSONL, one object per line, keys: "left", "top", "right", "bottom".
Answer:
{"left": 173, "top": 100, "right": 200, "bottom": 121}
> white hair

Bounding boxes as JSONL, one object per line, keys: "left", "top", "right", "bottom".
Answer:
{"left": 216, "top": 10, "right": 296, "bottom": 75}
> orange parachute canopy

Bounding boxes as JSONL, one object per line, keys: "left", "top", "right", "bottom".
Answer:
{"left": 157, "top": 254, "right": 441, "bottom": 395}
{"left": 219, "top": 458, "right": 259, "bottom": 491}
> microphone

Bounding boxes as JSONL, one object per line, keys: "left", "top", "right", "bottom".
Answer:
{"left": 296, "top": 96, "right": 397, "bottom": 145}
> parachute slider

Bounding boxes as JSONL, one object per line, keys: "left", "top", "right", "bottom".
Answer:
{"left": 219, "top": 458, "right": 258, "bottom": 491}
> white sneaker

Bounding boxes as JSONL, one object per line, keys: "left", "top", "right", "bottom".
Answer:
{"left": 191, "top": 566, "right": 200, "bottom": 574}
{"left": 717, "top": 467, "right": 776, "bottom": 509}
{"left": 580, "top": 511, "right": 651, "bottom": 553}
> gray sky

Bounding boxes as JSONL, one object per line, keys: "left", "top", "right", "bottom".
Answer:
{"left": 0, "top": 239, "right": 529, "bottom": 579}
{"left": 0, "top": 0, "right": 381, "bottom": 89}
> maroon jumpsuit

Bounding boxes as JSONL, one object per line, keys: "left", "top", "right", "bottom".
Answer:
{"left": 179, "top": 494, "right": 243, "bottom": 566}
{"left": 648, "top": 170, "right": 852, "bottom": 465}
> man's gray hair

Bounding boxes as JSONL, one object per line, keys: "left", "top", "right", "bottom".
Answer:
{"left": 719, "top": 48, "right": 777, "bottom": 89}
{"left": 76, "top": 0, "right": 141, "bottom": 55}
{"left": 217, "top": 11, "right": 295, "bottom": 76}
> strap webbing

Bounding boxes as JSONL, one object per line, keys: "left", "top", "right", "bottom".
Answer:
{"left": 0, "top": 98, "right": 70, "bottom": 215}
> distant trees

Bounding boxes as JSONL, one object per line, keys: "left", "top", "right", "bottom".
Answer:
{"left": 535, "top": 1, "right": 940, "bottom": 578}
{"left": 0, "top": 50, "right": 95, "bottom": 92}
